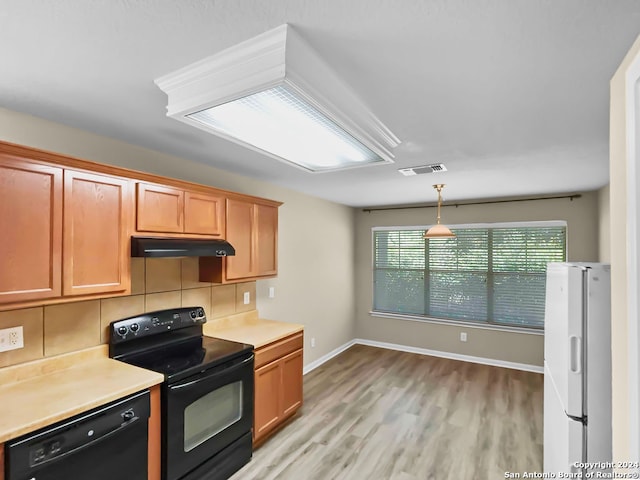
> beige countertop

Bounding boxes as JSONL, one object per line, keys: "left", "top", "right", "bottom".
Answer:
{"left": 203, "top": 310, "right": 303, "bottom": 348}
{"left": 0, "top": 345, "right": 164, "bottom": 443}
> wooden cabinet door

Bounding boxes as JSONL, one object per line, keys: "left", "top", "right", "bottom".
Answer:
{"left": 148, "top": 385, "right": 161, "bottom": 480}
{"left": 137, "top": 183, "right": 184, "bottom": 233}
{"left": 63, "top": 170, "right": 132, "bottom": 296}
{"left": 0, "top": 157, "right": 62, "bottom": 303}
{"left": 184, "top": 191, "right": 224, "bottom": 235}
{"left": 255, "top": 204, "right": 278, "bottom": 276}
{"left": 225, "top": 199, "right": 255, "bottom": 280}
{"left": 254, "top": 360, "right": 282, "bottom": 442}
{"left": 281, "top": 348, "right": 304, "bottom": 417}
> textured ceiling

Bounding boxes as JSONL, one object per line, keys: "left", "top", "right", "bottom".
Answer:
{"left": 1, "top": 0, "right": 639, "bottom": 207}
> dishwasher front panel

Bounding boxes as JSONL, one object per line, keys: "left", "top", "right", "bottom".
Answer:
{"left": 6, "top": 389, "right": 150, "bottom": 480}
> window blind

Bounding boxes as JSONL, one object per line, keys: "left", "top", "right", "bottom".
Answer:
{"left": 373, "top": 223, "right": 566, "bottom": 329}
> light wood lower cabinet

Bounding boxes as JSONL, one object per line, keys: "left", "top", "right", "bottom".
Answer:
{"left": 148, "top": 384, "right": 161, "bottom": 480}
{"left": 254, "top": 360, "right": 282, "bottom": 437}
{"left": 253, "top": 332, "right": 303, "bottom": 446}
{"left": 281, "top": 349, "right": 304, "bottom": 417}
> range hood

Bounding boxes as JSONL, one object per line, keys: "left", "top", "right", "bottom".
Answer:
{"left": 131, "top": 236, "right": 235, "bottom": 258}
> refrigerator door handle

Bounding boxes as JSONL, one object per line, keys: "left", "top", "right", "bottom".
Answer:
{"left": 570, "top": 335, "right": 582, "bottom": 373}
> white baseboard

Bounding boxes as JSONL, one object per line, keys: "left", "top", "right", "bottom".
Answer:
{"left": 303, "top": 338, "right": 543, "bottom": 375}
{"left": 302, "top": 339, "right": 356, "bottom": 375}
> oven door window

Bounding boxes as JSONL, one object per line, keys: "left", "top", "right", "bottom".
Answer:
{"left": 184, "top": 381, "right": 243, "bottom": 452}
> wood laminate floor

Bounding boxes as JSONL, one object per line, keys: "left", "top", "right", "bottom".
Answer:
{"left": 231, "top": 344, "right": 543, "bottom": 480}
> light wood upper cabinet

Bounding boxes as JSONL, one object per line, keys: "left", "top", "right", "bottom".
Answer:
{"left": 137, "top": 183, "right": 224, "bottom": 236}
{"left": 136, "top": 183, "right": 184, "bottom": 233}
{"left": 184, "top": 191, "right": 224, "bottom": 235}
{"left": 0, "top": 157, "right": 63, "bottom": 303}
{"left": 63, "top": 170, "right": 133, "bottom": 296}
{"left": 0, "top": 140, "right": 280, "bottom": 309}
{"left": 255, "top": 203, "right": 278, "bottom": 277}
{"left": 201, "top": 198, "right": 278, "bottom": 283}
{"left": 0, "top": 151, "right": 133, "bottom": 307}
{"left": 225, "top": 199, "right": 256, "bottom": 280}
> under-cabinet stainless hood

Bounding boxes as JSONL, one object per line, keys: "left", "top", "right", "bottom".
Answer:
{"left": 131, "top": 236, "right": 235, "bottom": 258}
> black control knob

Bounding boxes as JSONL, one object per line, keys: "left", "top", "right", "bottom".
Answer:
{"left": 196, "top": 308, "right": 205, "bottom": 318}
{"left": 190, "top": 310, "right": 197, "bottom": 319}
{"left": 121, "top": 409, "right": 135, "bottom": 421}
{"left": 130, "top": 323, "right": 140, "bottom": 333}
{"left": 117, "top": 325, "right": 128, "bottom": 336}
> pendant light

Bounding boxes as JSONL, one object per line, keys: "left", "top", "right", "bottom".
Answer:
{"left": 424, "top": 184, "right": 456, "bottom": 239}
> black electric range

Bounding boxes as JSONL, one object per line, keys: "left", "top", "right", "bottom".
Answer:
{"left": 109, "top": 307, "right": 255, "bottom": 480}
{"left": 114, "top": 333, "right": 252, "bottom": 382}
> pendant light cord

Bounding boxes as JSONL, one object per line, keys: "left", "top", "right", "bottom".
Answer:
{"left": 435, "top": 184, "right": 444, "bottom": 225}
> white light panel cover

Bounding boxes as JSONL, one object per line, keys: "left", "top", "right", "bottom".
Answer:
{"left": 187, "top": 86, "right": 385, "bottom": 172}
{"left": 155, "top": 24, "right": 400, "bottom": 173}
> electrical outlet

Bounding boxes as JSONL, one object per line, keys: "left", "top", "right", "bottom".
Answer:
{"left": 311, "top": 337, "right": 316, "bottom": 348}
{"left": 268, "top": 287, "right": 275, "bottom": 298}
{"left": 0, "top": 326, "right": 24, "bottom": 352}
{"left": 460, "top": 332, "right": 467, "bottom": 342}
{"left": 243, "top": 292, "right": 250, "bottom": 305}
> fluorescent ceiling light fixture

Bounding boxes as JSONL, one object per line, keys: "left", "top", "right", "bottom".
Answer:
{"left": 188, "top": 86, "right": 382, "bottom": 171}
{"left": 154, "top": 24, "right": 400, "bottom": 173}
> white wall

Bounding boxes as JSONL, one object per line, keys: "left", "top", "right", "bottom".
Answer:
{"left": 598, "top": 184, "right": 611, "bottom": 262}
{"left": 0, "top": 107, "right": 356, "bottom": 366}
{"left": 609, "top": 33, "right": 640, "bottom": 466}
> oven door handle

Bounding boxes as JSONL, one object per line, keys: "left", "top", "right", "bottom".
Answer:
{"left": 169, "top": 354, "right": 254, "bottom": 391}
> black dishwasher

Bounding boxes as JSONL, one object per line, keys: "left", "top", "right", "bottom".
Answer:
{"left": 5, "top": 389, "right": 150, "bottom": 480}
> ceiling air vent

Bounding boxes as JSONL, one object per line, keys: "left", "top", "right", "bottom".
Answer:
{"left": 398, "top": 164, "right": 447, "bottom": 176}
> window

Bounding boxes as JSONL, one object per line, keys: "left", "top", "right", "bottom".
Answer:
{"left": 372, "top": 222, "right": 566, "bottom": 329}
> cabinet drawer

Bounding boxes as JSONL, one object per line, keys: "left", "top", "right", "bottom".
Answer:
{"left": 254, "top": 332, "right": 303, "bottom": 369}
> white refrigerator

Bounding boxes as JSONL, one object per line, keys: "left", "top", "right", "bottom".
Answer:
{"left": 543, "top": 262, "right": 611, "bottom": 474}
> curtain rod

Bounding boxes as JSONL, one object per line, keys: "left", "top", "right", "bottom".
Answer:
{"left": 361, "top": 194, "right": 582, "bottom": 213}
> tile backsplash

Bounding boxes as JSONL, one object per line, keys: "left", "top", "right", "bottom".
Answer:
{"left": 44, "top": 300, "right": 102, "bottom": 357}
{"left": 0, "top": 257, "right": 256, "bottom": 368}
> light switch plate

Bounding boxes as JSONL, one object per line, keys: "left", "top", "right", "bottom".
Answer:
{"left": 268, "top": 287, "right": 275, "bottom": 298}
{"left": 243, "top": 292, "right": 250, "bottom": 305}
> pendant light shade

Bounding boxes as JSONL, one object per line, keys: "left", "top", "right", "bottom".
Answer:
{"left": 424, "top": 184, "right": 456, "bottom": 239}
